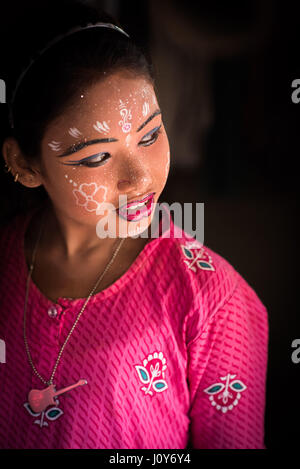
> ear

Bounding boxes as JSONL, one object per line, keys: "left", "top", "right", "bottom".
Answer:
{"left": 2, "top": 137, "right": 43, "bottom": 188}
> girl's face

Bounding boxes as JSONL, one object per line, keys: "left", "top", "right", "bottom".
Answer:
{"left": 40, "top": 70, "right": 170, "bottom": 238}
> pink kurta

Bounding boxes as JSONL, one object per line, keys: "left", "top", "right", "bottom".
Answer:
{"left": 0, "top": 204, "right": 268, "bottom": 449}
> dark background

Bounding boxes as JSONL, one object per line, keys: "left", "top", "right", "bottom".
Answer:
{"left": 0, "top": 0, "right": 299, "bottom": 449}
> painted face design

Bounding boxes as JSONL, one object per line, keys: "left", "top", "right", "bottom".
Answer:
{"left": 142, "top": 101, "right": 150, "bottom": 117}
{"left": 72, "top": 182, "right": 108, "bottom": 212}
{"left": 68, "top": 128, "right": 82, "bottom": 138}
{"left": 42, "top": 71, "right": 170, "bottom": 238}
{"left": 93, "top": 121, "right": 110, "bottom": 134}
{"left": 165, "top": 150, "right": 170, "bottom": 180}
{"left": 118, "top": 99, "right": 132, "bottom": 133}
{"left": 48, "top": 141, "right": 62, "bottom": 152}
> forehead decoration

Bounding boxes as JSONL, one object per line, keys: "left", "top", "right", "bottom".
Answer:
{"left": 69, "top": 128, "right": 82, "bottom": 138}
{"left": 93, "top": 121, "right": 110, "bottom": 134}
{"left": 48, "top": 140, "right": 62, "bottom": 152}
{"left": 142, "top": 102, "right": 150, "bottom": 117}
{"left": 118, "top": 99, "right": 132, "bottom": 133}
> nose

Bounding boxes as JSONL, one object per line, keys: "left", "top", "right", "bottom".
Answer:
{"left": 117, "top": 159, "right": 153, "bottom": 198}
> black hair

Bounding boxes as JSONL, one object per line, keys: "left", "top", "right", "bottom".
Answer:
{"left": 0, "top": 1, "right": 155, "bottom": 220}
{"left": 8, "top": 1, "right": 155, "bottom": 161}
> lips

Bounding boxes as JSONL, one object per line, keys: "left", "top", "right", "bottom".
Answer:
{"left": 117, "top": 192, "right": 156, "bottom": 222}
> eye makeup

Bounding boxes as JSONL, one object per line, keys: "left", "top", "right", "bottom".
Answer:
{"left": 60, "top": 124, "right": 163, "bottom": 169}
{"left": 139, "top": 125, "right": 162, "bottom": 146}
{"left": 61, "top": 152, "right": 111, "bottom": 167}
{"left": 136, "top": 109, "right": 161, "bottom": 133}
{"left": 58, "top": 138, "right": 117, "bottom": 157}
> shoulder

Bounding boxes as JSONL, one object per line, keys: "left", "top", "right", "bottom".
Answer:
{"left": 154, "top": 211, "right": 239, "bottom": 299}
{"left": 163, "top": 227, "right": 239, "bottom": 305}
{"left": 154, "top": 215, "right": 267, "bottom": 337}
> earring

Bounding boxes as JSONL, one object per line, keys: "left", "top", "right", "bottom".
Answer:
{"left": 14, "top": 173, "right": 19, "bottom": 182}
{"left": 4, "top": 163, "right": 12, "bottom": 173}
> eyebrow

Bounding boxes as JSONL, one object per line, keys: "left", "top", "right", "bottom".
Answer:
{"left": 136, "top": 109, "right": 161, "bottom": 132}
{"left": 56, "top": 109, "right": 162, "bottom": 157}
{"left": 57, "top": 138, "right": 118, "bottom": 157}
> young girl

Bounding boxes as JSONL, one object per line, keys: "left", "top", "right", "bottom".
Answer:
{"left": 0, "top": 4, "right": 268, "bottom": 449}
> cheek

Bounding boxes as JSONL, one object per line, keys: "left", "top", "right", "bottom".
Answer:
{"left": 63, "top": 169, "right": 112, "bottom": 214}
{"left": 64, "top": 172, "right": 79, "bottom": 188}
{"left": 43, "top": 160, "right": 111, "bottom": 215}
{"left": 72, "top": 181, "right": 109, "bottom": 214}
{"left": 151, "top": 133, "right": 170, "bottom": 174}
{"left": 137, "top": 135, "right": 170, "bottom": 188}
{"left": 165, "top": 149, "right": 170, "bottom": 179}
{"left": 156, "top": 134, "right": 170, "bottom": 183}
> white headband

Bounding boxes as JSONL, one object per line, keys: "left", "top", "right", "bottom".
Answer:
{"left": 9, "top": 22, "right": 130, "bottom": 128}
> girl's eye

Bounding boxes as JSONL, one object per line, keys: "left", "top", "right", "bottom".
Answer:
{"left": 139, "top": 125, "right": 162, "bottom": 147}
{"left": 65, "top": 152, "right": 111, "bottom": 168}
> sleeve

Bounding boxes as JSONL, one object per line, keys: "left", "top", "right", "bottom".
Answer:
{"left": 186, "top": 276, "right": 269, "bottom": 449}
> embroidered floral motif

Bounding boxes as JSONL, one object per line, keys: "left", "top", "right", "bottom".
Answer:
{"left": 135, "top": 351, "right": 168, "bottom": 397}
{"left": 24, "top": 401, "right": 63, "bottom": 428}
{"left": 181, "top": 242, "right": 215, "bottom": 273}
{"left": 203, "top": 373, "right": 247, "bottom": 413}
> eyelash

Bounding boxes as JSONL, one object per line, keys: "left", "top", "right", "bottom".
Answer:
{"left": 139, "top": 126, "right": 162, "bottom": 147}
{"left": 66, "top": 126, "right": 163, "bottom": 168}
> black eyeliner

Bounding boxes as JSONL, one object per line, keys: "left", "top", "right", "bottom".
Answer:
{"left": 60, "top": 152, "right": 109, "bottom": 166}
{"left": 141, "top": 124, "right": 162, "bottom": 140}
{"left": 66, "top": 152, "right": 107, "bottom": 164}
{"left": 60, "top": 125, "right": 162, "bottom": 167}
{"left": 136, "top": 109, "right": 161, "bottom": 132}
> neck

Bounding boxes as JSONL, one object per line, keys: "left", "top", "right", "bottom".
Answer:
{"left": 42, "top": 201, "right": 119, "bottom": 261}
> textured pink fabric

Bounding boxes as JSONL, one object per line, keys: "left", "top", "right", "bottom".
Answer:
{"left": 0, "top": 205, "right": 268, "bottom": 449}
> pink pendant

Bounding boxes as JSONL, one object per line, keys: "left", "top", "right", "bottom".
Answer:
{"left": 28, "top": 379, "right": 87, "bottom": 413}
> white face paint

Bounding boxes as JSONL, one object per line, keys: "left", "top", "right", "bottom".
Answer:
{"left": 125, "top": 134, "right": 132, "bottom": 147}
{"left": 165, "top": 150, "right": 170, "bottom": 179}
{"left": 48, "top": 140, "right": 62, "bottom": 152}
{"left": 118, "top": 99, "right": 132, "bottom": 133}
{"left": 93, "top": 121, "right": 110, "bottom": 134}
{"left": 142, "top": 101, "right": 150, "bottom": 117}
{"left": 42, "top": 74, "right": 169, "bottom": 234}
{"left": 68, "top": 127, "right": 82, "bottom": 138}
{"left": 64, "top": 173, "right": 78, "bottom": 187}
{"left": 72, "top": 182, "right": 108, "bottom": 213}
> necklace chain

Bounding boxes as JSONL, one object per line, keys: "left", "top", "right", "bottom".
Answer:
{"left": 23, "top": 212, "right": 126, "bottom": 386}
